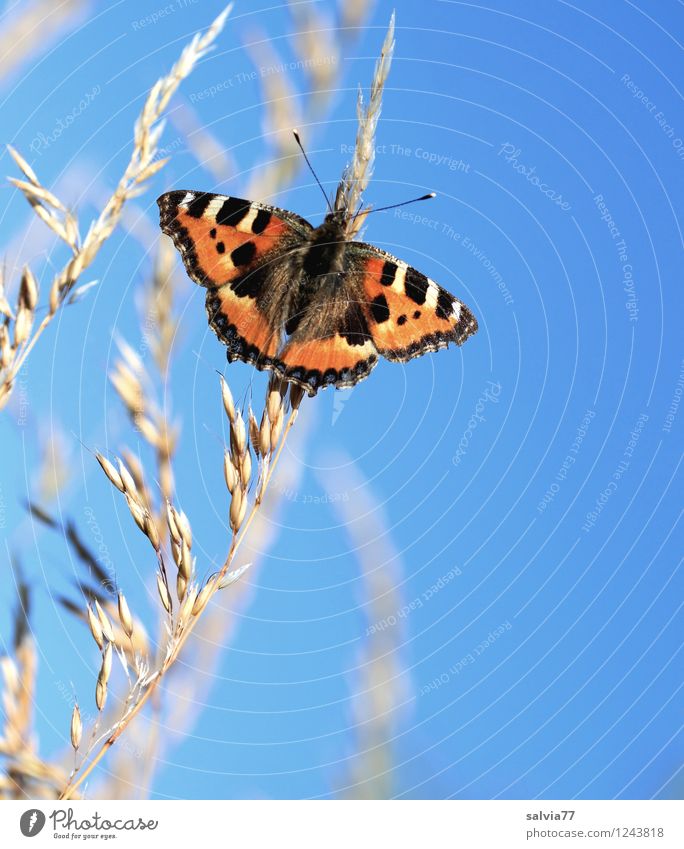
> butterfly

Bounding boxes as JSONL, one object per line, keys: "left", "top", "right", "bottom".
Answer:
{"left": 157, "top": 186, "right": 478, "bottom": 396}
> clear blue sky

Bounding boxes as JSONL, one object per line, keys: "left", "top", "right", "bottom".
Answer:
{"left": 0, "top": 0, "right": 682, "bottom": 799}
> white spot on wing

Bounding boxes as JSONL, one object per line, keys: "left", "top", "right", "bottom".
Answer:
{"left": 393, "top": 264, "right": 407, "bottom": 293}
{"left": 207, "top": 197, "right": 227, "bottom": 219}
{"left": 425, "top": 280, "right": 439, "bottom": 309}
{"left": 238, "top": 207, "right": 259, "bottom": 234}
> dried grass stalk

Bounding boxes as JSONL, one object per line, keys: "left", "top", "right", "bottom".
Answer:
{"left": 0, "top": 5, "right": 233, "bottom": 413}
{"left": 58, "top": 370, "right": 303, "bottom": 801}
{"left": 0, "top": 0, "right": 86, "bottom": 83}
{"left": 335, "top": 13, "right": 395, "bottom": 236}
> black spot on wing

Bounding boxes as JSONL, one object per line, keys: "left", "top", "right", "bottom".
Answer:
{"left": 251, "top": 209, "right": 272, "bottom": 234}
{"left": 216, "top": 242, "right": 225, "bottom": 254}
{"left": 339, "top": 303, "right": 371, "bottom": 346}
{"left": 404, "top": 268, "right": 429, "bottom": 305}
{"left": 281, "top": 355, "right": 378, "bottom": 396}
{"left": 230, "top": 264, "right": 269, "bottom": 299}
{"left": 285, "top": 312, "right": 303, "bottom": 336}
{"left": 436, "top": 288, "right": 455, "bottom": 320}
{"left": 231, "top": 241, "right": 257, "bottom": 267}
{"left": 397, "top": 315, "right": 407, "bottom": 326}
{"left": 380, "top": 260, "right": 397, "bottom": 286}
{"left": 370, "top": 294, "right": 390, "bottom": 324}
{"left": 186, "top": 193, "right": 213, "bottom": 219}
{"left": 216, "top": 197, "right": 251, "bottom": 227}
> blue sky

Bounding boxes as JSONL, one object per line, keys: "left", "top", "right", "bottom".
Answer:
{"left": 0, "top": 0, "right": 682, "bottom": 799}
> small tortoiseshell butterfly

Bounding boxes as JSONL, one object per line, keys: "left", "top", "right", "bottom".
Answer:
{"left": 158, "top": 171, "right": 477, "bottom": 396}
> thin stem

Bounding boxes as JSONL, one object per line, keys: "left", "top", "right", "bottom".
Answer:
{"left": 58, "top": 407, "right": 298, "bottom": 801}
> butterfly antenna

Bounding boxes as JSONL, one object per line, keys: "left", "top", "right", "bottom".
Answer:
{"left": 367, "top": 193, "right": 436, "bottom": 214}
{"left": 293, "top": 129, "right": 333, "bottom": 213}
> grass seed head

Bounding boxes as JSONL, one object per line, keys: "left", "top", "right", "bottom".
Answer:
{"left": 100, "top": 643, "right": 113, "bottom": 686}
{"left": 230, "top": 412, "right": 247, "bottom": 458}
{"left": 178, "top": 584, "right": 198, "bottom": 626}
{"left": 95, "top": 677, "right": 107, "bottom": 712}
{"left": 229, "top": 486, "right": 247, "bottom": 532}
{"left": 240, "top": 450, "right": 252, "bottom": 488}
{"left": 259, "top": 411, "right": 271, "bottom": 457}
{"left": 126, "top": 496, "right": 147, "bottom": 535}
{"left": 19, "top": 267, "right": 39, "bottom": 311}
{"left": 70, "top": 704, "right": 82, "bottom": 750}
{"left": 220, "top": 374, "right": 235, "bottom": 422}
{"left": 156, "top": 572, "right": 172, "bottom": 613}
{"left": 13, "top": 304, "right": 32, "bottom": 348}
{"left": 96, "top": 454, "right": 125, "bottom": 492}
{"left": 94, "top": 600, "right": 115, "bottom": 644}
{"left": 267, "top": 387, "right": 283, "bottom": 423}
{"left": 86, "top": 604, "right": 104, "bottom": 650}
{"left": 143, "top": 513, "right": 161, "bottom": 550}
{"left": 0, "top": 324, "right": 11, "bottom": 369}
{"left": 176, "top": 573, "right": 188, "bottom": 603}
{"left": 248, "top": 408, "right": 260, "bottom": 455}
{"left": 117, "top": 592, "right": 134, "bottom": 639}
{"left": 223, "top": 450, "right": 238, "bottom": 493}
{"left": 270, "top": 406, "right": 284, "bottom": 447}
{"left": 166, "top": 502, "right": 181, "bottom": 544}
{"left": 289, "top": 384, "right": 305, "bottom": 411}
{"left": 192, "top": 578, "right": 216, "bottom": 616}
{"left": 177, "top": 510, "right": 192, "bottom": 548}
{"left": 179, "top": 540, "right": 192, "bottom": 582}
{"left": 117, "top": 459, "right": 138, "bottom": 497}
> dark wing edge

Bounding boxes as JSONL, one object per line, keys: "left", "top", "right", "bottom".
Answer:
{"left": 348, "top": 240, "right": 479, "bottom": 362}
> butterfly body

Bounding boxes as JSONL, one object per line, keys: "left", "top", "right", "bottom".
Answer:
{"left": 158, "top": 190, "right": 478, "bottom": 395}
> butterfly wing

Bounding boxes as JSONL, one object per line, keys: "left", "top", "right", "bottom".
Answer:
{"left": 157, "top": 190, "right": 312, "bottom": 367}
{"left": 272, "top": 280, "right": 379, "bottom": 396}
{"left": 348, "top": 243, "right": 478, "bottom": 361}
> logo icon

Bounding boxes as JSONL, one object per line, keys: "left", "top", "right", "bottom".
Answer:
{"left": 20, "top": 809, "right": 46, "bottom": 837}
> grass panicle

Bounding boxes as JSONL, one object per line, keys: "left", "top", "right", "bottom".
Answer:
{"left": 335, "top": 13, "right": 395, "bottom": 236}
{"left": 0, "top": 5, "right": 233, "bottom": 414}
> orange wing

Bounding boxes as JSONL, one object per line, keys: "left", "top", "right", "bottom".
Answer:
{"left": 158, "top": 191, "right": 310, "bottom": 364}
{"left": 275, "top": 331, "right": 378, "bottom": 395}
{"left": 352, "top": 249, "right": 478, "bottom": 361}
